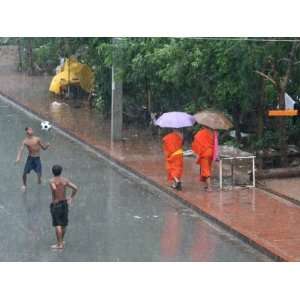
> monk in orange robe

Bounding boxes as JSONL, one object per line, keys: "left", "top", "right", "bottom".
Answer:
{"left": 192, "top": 126, "right": 214, "bottom": 191}
{"left": 162, "top": 130, "right": 184, "bottom": 190}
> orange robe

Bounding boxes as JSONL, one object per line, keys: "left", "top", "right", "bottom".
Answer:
{"left": 192, "top": 128, "right": 214, "bottom": 182}
{"left": 162, "top": 132, "right": 184, "bottom": 181}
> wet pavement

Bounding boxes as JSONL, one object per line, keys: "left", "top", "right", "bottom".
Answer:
{"left": 1, "top": 46, "right": 300, "bottom": 261}
{"left": 0, "top": 102, "right": 270, "bottom": 261}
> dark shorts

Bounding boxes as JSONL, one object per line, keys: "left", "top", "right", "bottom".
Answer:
{"left": 50, "top": 200, "right": 69, "bottom": 227}
{"left": 23, "top": 156, "right": 42, "bottom": 175}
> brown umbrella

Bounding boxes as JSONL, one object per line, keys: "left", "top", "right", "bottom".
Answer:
{"left": 193, "top": 110, "right": 233, "bottom": 130}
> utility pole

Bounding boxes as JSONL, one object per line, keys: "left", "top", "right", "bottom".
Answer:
{"left": 111, "top": 37, "right": 123, "bottom": 141}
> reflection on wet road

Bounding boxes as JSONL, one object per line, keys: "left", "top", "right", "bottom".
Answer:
{"left": 0, "top": 100, "right": 271, "bottom": 261}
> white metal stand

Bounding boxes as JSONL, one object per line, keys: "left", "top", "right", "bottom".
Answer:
{"left": 219, "top": 156, "right": 256, "bottom": 189}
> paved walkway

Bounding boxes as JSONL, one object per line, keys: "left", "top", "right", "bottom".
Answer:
{"left": 1, "top": 46, "right": 300, "bottom": 261}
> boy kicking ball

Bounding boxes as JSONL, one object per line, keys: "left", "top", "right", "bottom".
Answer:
{"left": 49, "top": 165, "right": 78, "bottom": 250}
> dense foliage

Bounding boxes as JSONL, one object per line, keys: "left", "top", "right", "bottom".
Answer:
{"left": 6, "top": 37, "right": 300, "bottom": 162}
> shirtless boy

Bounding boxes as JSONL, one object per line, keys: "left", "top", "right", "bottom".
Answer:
{"left": 16, "top": 127, "right": 50, "bottom": 191}
{"left": 49, "top": 165, "right": 78, "bottom": 250}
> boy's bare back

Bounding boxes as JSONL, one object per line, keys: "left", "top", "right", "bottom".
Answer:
{"left": 50, "top": 176, "right": 77, "bottom": 203}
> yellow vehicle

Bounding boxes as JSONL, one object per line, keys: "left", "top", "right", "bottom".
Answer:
{"left": 49, "top": 57, "right": 94, "bottom": 96}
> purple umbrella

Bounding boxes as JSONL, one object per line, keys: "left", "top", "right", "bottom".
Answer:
{"left": 155, "top": 111, "right": 195, "bottom": 128}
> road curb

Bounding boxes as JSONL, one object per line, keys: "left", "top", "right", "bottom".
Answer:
{"left": 257, "top": 182, "right": 300, "bottom": 207}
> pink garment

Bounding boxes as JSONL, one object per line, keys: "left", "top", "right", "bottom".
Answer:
{"left": 212, "top": 131, "right": 219, "bottom": 161}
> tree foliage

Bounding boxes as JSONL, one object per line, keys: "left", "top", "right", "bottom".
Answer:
{"left": 8, "top": 37, "right": 300, "bottom": 161}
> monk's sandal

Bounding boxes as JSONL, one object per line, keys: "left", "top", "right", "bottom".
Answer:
{"left": 171, "top": 181, "right": 182, "bottom": 191}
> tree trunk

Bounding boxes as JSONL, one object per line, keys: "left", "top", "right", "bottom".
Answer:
{"left": 257, "top": 94, "right": 265, "bottom": 140}
{"left": 145, "top": 76, "right": 151, "bottom": 112}
{"left": 59, "top": 38, "right": 65, "bottom": 57}
{"left": 278, "top": 90, "right": 288, "bottom": 166}
{"left": 232, "top": 105, "right": 241, "bottom": 143}
{"left": 17, "top": 38, "right": 23, "bottom": 72}
{"left": 27, "top": 38, "right": 34, "bottom": 75}
{"left": 256, "top": 78, "right": 265, "bottom": 170}
{"left": 147, "top": 89, "right": 151, "bottom": 112}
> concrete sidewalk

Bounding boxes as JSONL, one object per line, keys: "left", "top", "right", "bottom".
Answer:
{"left": 1, "top": 46, "right": 300, "bottom": 261}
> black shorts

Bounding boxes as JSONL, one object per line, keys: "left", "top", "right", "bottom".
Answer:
{"left": 23, "top": 156, "right": 42, "bottom": 175}
{"left": 50, "top": 200, "right": 68, "bottom": 227}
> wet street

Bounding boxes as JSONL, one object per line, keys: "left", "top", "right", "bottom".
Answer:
{"left": 0, "top": 99, "right": 271, "bottom": 261}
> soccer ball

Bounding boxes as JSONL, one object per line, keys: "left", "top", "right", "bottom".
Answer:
{"left": 41, "top": 121, "right": 52, "bottom": 131}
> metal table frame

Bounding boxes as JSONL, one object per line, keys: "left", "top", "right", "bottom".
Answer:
{"left": 219, "top": 155, "right": 256, "bottom": 189}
